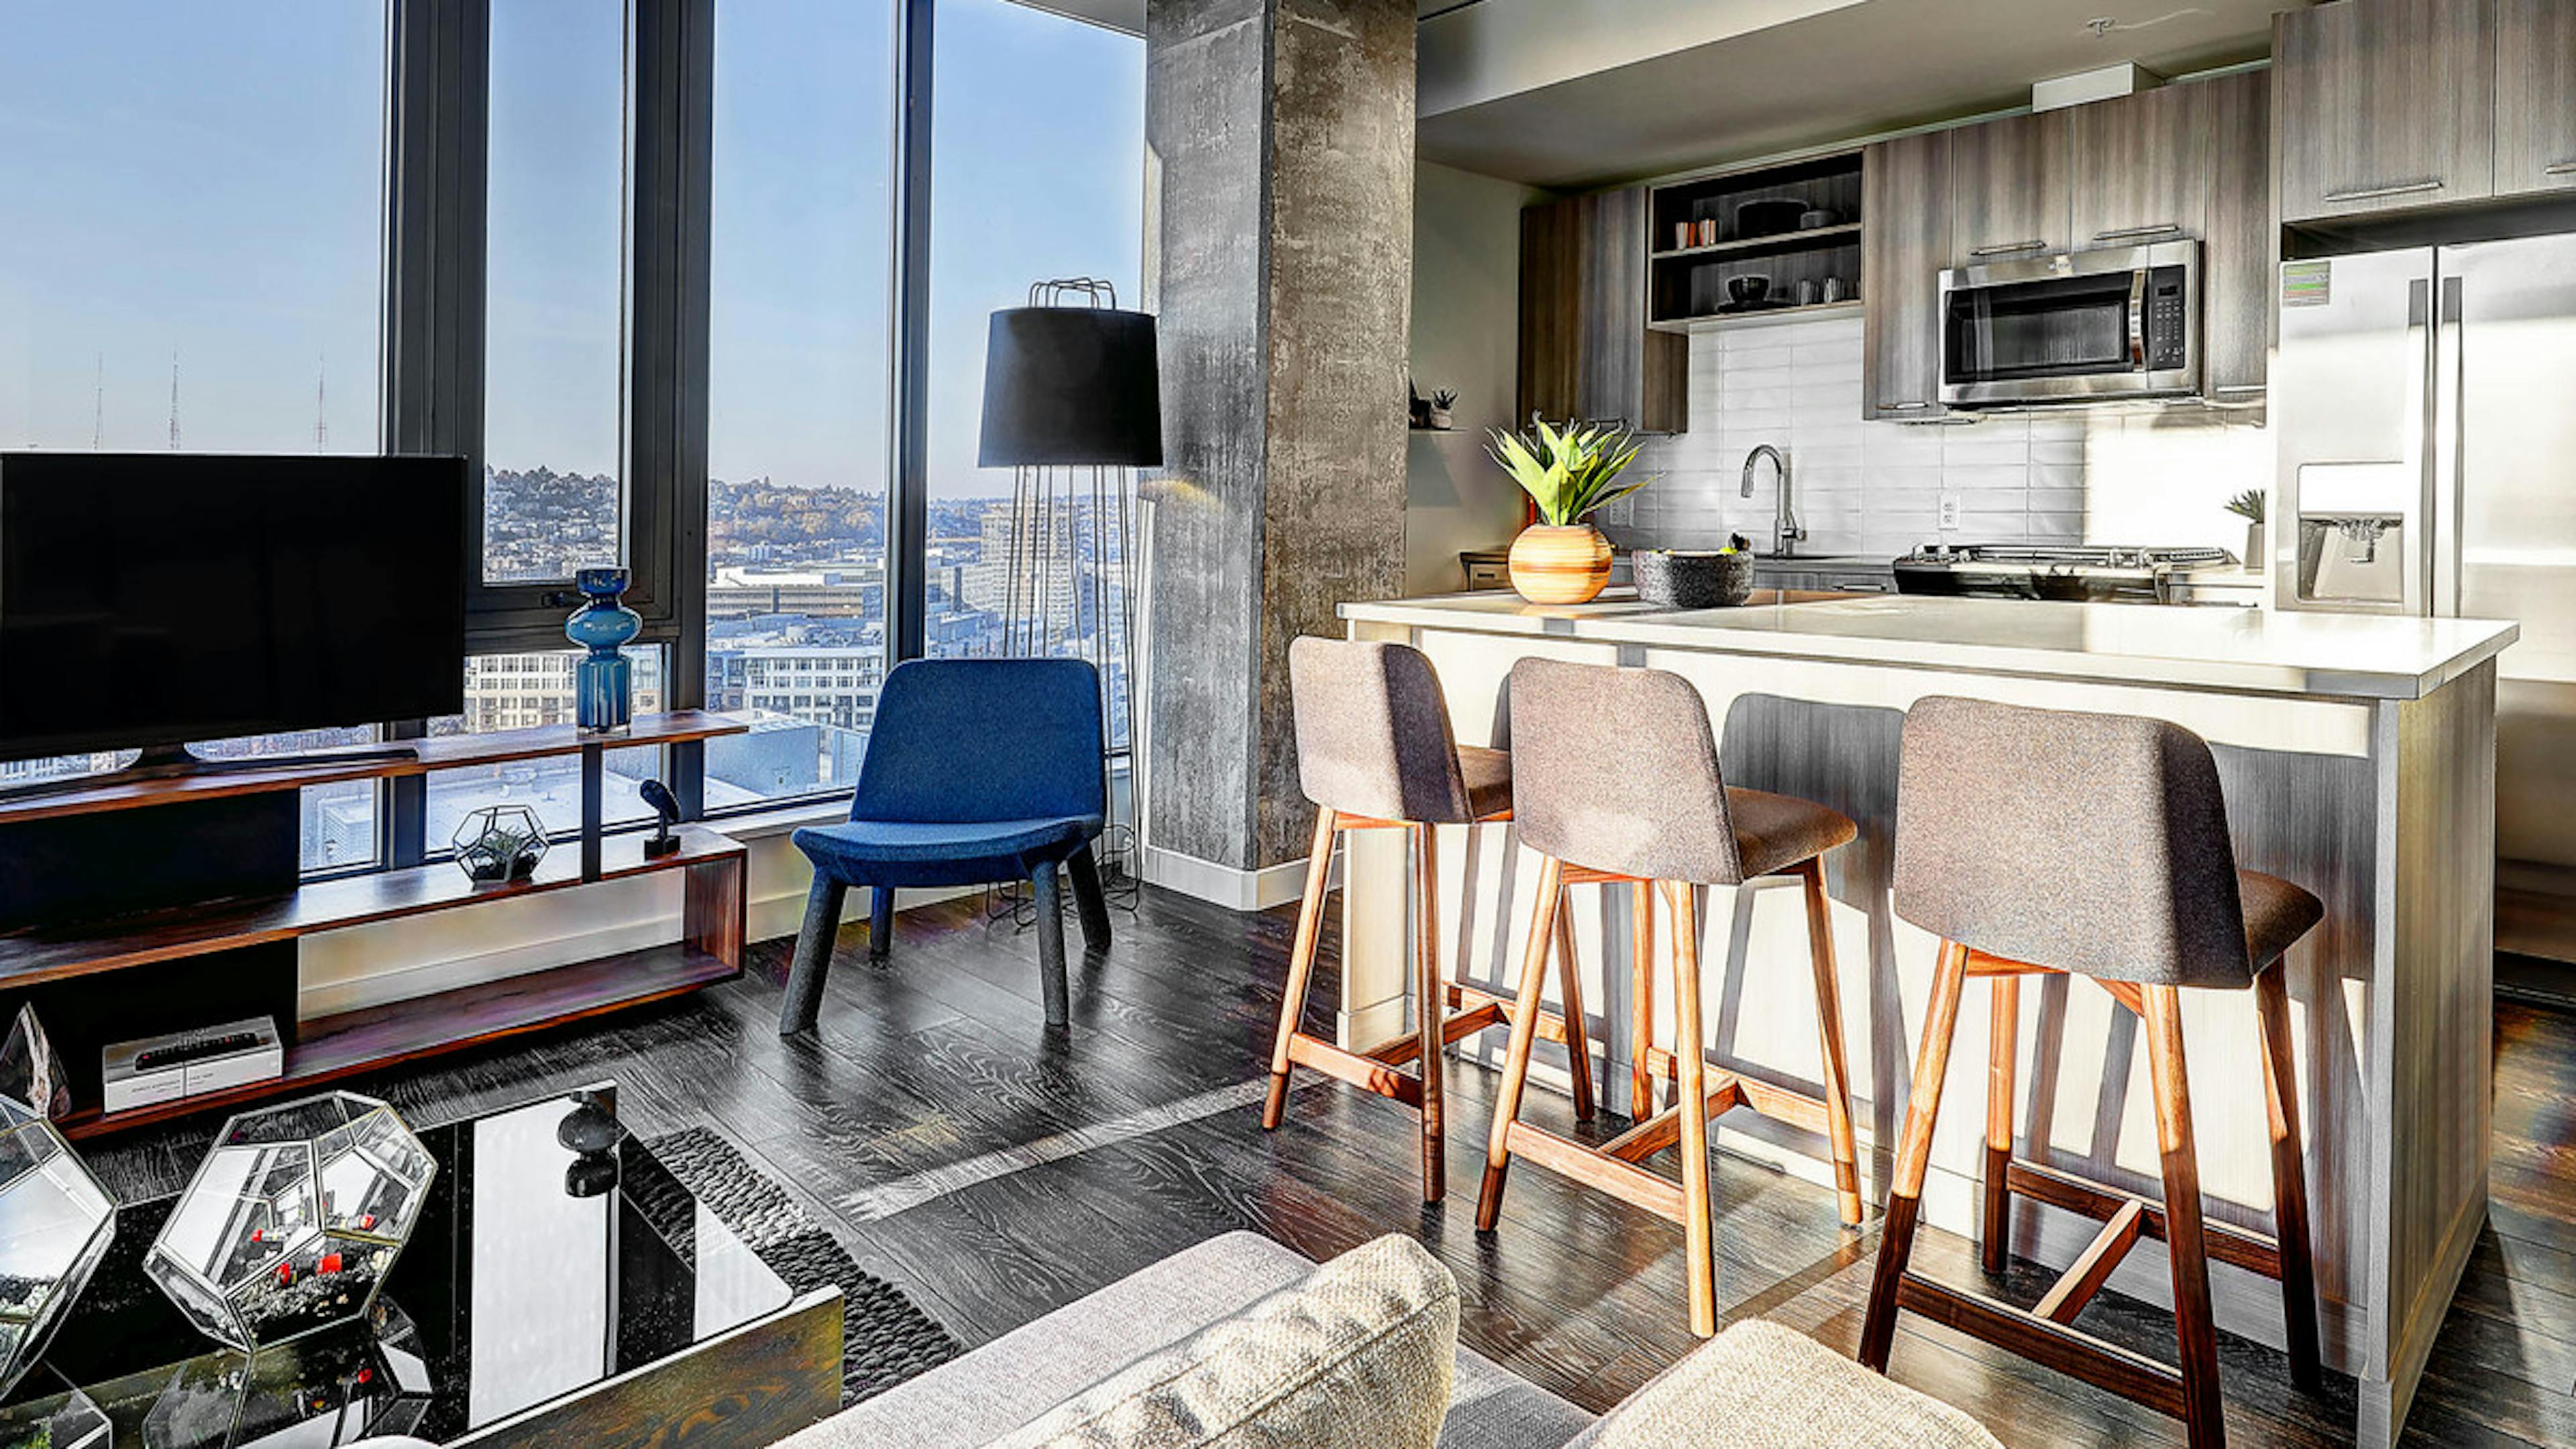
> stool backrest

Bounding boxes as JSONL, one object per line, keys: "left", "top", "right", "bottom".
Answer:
{"left": 1507, "top": 657, "right": 1744, "bottom": 884}
{"left": 1288, "top": 638, "right": 1474, "bottom": 824}
{"left": 1894, "top": 696, "right": 2252, "bottom": 988}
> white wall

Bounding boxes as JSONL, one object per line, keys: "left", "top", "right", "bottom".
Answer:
{"left": 1599, "top": 313, "right": 2266, "bottom": 559}
{"left": 1404, "top": 162, "right": 1546, "bottom": 596}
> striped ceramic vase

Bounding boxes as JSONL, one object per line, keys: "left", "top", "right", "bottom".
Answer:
{"left": 1507, "top": 523, "right": 1613, "bottom": 604}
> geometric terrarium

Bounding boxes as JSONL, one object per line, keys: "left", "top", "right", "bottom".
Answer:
{"left": 0, "top": 1096, "right": 117, "bottom": 1395}
{"left": 451, "top": 804, "right": 549, "bottom": 883}
{"left": 144, "top": 1092, "right": 435, "bottom": 1352}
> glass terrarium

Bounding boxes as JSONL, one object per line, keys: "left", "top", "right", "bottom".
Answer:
{"left": 452, "top": 804, "right": 549, "bottom": 883}
{"left": 0, "top": 1097, "right": 117, "bottom": 1395}
{"left": 145, "top": 1093, "right": 435, "bottom": 1352}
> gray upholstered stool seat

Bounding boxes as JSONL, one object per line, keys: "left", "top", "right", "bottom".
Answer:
{"left": 1265, "top": 637, "right": 1598, "bottom": 1204}
{"left": 1860, "top": 696, "right": 2324, "bottom": 1449}
{"left": 1478, "top": 657, "right": 1864, "bottom": 1340}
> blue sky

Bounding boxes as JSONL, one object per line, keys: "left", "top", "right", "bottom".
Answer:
{"left": 0, "top": 0, "right": 1144, "bottom": 500}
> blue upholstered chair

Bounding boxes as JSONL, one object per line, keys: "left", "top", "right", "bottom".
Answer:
{"left": 779, "top": 657, "right": 1111, "bottom": 1033}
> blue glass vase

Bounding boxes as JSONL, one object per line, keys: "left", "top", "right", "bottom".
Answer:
{"left": 564, "top": 568, "right": 643, "bottom": 733}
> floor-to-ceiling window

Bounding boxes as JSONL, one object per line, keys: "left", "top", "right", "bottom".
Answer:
{"left": 921, "top": 1, "right": 1145, "bottom": 754}
{"left": 0, "top": 0, "right": 389, "bottom": 869}
{"left": 701, "top": 0, "right": 901, "bottom": 808}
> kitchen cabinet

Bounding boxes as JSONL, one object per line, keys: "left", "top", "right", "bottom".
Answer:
{"left": 1860, "top": 131, "right": 1952, "bottom": 421}
{"left": 2200, "top": 69, "right": 2274, "bottom": 403}
{"left": 1517, "top": 186, "right": 1686, "bottom": 433}
{"left": 2275, "top": 0, "right": 2494, "bottom": 222}
{"left": 2068, "top": 83, "right": 2205, "bottom": 249}
{"left": 1947, "top": 110, "right": 2072, "bottom": 264}
{"left": 2496, "top": 0, "right": 2576, "bottom": 196}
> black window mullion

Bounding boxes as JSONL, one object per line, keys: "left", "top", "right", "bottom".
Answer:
{"left": 889, "top": 0, "right": 934, "bottom": 666}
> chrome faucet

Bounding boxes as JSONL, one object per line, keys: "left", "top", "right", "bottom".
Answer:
{"left": 1740, "top": 445, "right": 1803, "bottom": 557}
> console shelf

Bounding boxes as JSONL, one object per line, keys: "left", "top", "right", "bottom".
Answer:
{"left": 0, "top": 710, "right": 753, "bottom": 1136}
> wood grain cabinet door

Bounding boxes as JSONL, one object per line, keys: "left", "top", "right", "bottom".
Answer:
{"left": 1515, "top": 188, "right": 1684, "bottom": 433}
{"left": 2201, "top": 70, "right": 2276, "bottom": 403}
{"left": 2496, "top": 0, "right": 2576, "bottom": 197}
{"left": 1862, "top": 131, "right": 1952, "bottom": 421}
{"left": 2275, "top": 0, "right": 2495, "bottom": 221}
{"left": 2069, "top": 84, "right": 2207, "bottom": 250}
{"left": 1948, "top": 110, "right": 2073, "bottom": 264}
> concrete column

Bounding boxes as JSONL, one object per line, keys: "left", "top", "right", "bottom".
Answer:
{"left": 1141, "top": 0, "right": 1415, "bottom": 901}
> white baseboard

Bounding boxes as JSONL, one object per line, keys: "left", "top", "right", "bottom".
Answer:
{"left": 1141, "top": 843, "right": 1338, "bottom": 912}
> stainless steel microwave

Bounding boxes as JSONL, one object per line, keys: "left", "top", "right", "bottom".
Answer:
{"left": 1937, "top": 239, "right": 2200, "bottom": 407}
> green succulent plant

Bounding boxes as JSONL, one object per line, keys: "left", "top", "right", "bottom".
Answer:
{"left": 1487, "top": 419, "right": 1652, "bottom": 527}
{"left": 2224, "top": 488, "right": 2267, "bottom": 523}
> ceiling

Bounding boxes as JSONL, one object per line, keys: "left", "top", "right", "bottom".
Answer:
{"left": 1416, "top": 0, "right": 2302, "bottom": 189}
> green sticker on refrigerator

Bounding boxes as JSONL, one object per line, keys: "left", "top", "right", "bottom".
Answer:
{"left": 2282, "top": 260, "right": 2332, "bottom": 307}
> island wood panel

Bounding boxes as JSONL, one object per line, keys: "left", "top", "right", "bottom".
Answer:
{"left": 1350, "top": 611, "right": 2496, "bottom": 1449}
{"left": 0, "top": 710, "right": 749, "bottom": 826}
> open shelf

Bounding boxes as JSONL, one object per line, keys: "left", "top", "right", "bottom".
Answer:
{"left": 1647, "top": 150, "right": 1864, "bottom": 332}
{"left": 1650, "top": 220, "right": 1861, "bottom": 262}
{"left": 0, "top": 710, "right": 749, "bottom": 826}
{"left": 60, "top": 942, "right": 737, "bottom": 1138}
{"left": 1650, "top": 299, "right": 1866, "bottom": 335}
{"left": 0, "top": 824, "right": 745, "bottom": 989}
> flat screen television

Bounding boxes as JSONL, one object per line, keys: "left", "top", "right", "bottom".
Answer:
{"left": 0, "top": 453, "right": 470, "bottom": 765}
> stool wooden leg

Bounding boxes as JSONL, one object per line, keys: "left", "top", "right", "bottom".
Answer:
{"left": 1629, "top": 879, "right": 1657, "bottom": 1119}
{"left": 1666, "top": 879, "right": 1719, "bottom": 1338}
{"left": 2141, "top": 983, "right": 2226, "bottom": 1449}
{"left": 1264, "top": 810, "right": 1338, "bottom": 1131}
{"left": 1861, "top": 938, "right": 1971, "bottom": 1373}
{"left": 1982, "top": 972, "right": 2021, "bottom": 1273}
{"left": 1412, "top": 823, "right": 1446, "bottom": 1203}
{"left": 1799, "top": 857, "right": 1863, "bottom": 1228}
{"left": 1551, "top": 884, "right": 1597, "bottom": 1122}
{"left": 1477, "top": 855, "right": 1565, "bottom": 1232}
{"left": 2255, "top": 963, "right": 2324, "bottom": 1391}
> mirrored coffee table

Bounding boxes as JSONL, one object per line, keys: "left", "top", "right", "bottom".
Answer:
{"left": 0, "top": 1086, "right": 844, "bottom": 1448}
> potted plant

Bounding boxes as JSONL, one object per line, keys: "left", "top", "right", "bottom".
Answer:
{"left": 1489, "top": 419, "right": 1650, "bottom": 604}
{"left": 2225, "top": 488, "right": 2266, "bottom": 572}
{"left": 1426, "top": 388, "right": 1457, "bottom": 430}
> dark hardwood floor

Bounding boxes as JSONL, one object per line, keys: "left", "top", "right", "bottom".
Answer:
{"left": 83, "top": 885, "right": 2576, "bottom": 1446}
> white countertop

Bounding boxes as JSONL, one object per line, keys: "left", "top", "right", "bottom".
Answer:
{"left": 1339, "top": 590, "right": 2519, "bottom": 700}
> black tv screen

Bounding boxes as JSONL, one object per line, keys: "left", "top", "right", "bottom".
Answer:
{"left": 0, "top": 453, "right": 469, "bottom": 761}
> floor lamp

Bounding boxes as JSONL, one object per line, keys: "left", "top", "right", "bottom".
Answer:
{"left": 977, "top": 277, "right": 1161, "bottom": 915}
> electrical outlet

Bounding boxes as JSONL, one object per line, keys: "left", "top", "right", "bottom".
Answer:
{"left": 1937, "top": 493, "right": 1963, "bottom": 531}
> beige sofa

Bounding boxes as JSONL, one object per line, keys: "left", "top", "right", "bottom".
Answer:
{"left": 779, "top": 1232, "right": 2002, "bottom": 1449}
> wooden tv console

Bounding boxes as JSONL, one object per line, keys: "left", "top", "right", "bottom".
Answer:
{"left": 0, "top": 711, "right": 749, "bottom": 1138}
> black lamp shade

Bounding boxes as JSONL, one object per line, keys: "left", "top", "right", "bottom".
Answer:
{"left": 978, "top": 307, "right": 1163, "bottom": 468}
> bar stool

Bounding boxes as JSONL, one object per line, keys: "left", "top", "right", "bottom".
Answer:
{"left": 1478, "top": 657, "right": 1864, "bottom": 1338}
{"left": 1858, "top": 697, "right": 2325, "bottom": 1449}
{"left": 1262, "top": 637, "right": 1599, "bottom": 1203}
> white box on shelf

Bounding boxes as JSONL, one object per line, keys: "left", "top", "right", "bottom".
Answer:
{"left": 103, "top": 1016, "right": 283, "bottom": 1115}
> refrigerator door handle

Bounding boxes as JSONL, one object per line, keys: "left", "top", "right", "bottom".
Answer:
{"left": 2402, "top": 277, "right": 2434, "bottom": 616}
{"left": 2433, "top": 275, "right": 2465, "bottom": 617}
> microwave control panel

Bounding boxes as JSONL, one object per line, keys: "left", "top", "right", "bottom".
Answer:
{"left": 2147, "top": 266, "right": 2189, "bottom": 370}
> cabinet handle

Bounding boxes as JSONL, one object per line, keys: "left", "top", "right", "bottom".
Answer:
{"left": 2322, "top": 178, "right": 2444, "bottom": 202}
{"left": 1968, "top": 239, "right": 2050, "bottom": 258}
{"left": 2212, "top": 384, "right": 2268, "bottom": 395}
{"left": 2094, "top": 223, "right": 2183, "bottom": 241}
{"left": 1882, "top": 400, "right": 1934, "bottom": 411}
{"left": 2546, "top": 162, "right": 2576, "bottom": 176}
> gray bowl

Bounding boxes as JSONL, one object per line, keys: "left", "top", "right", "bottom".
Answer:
{"left": 1633, "top": 549, "right": 1754, "bottom": 608}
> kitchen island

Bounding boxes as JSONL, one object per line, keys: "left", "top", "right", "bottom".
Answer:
{"left": 1335, "top": 589, "right": 2516, "bottom": 1447}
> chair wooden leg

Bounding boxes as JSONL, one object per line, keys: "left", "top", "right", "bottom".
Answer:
{"left": 1031, "top": 863, "right": 1070, "bottom": 1029}
{"left": 1666, "top": 879, "right": 1719, "bottom": 1338}
{"left": 2255, "top": 963, "right": 2324, "bottom": 1391}
{"left": 1265, "top": 810, "right": 1340, "bottom": 1130}
{"left": 867, "top": 885, "right": 896, "bottom": 962}
{"left": 1629, "top": 879, "right": 1657, "bottom": 1120}
{"left": 1983, "top": 973, "right": 2021, "bottom": 1273}
{"left": 1412, "top": 823, "right": 1446, "bottom": 1203}
{"left": 778, "top": 877, "right": 846, "bottom": 1034}
{"left": 1861, "top": 938, "right": 1971, "bottom": 1373}
{"left": 1551, "top": 883, "right": 1598, "bottom": 1122}
{"left": 1799, "top": 857, "right": 1863, "bottom": 1228}
{"left": 1067, "top": 843, "right": 1112, "bottom": 951}
{"left": 1477, "top": 855, "right": 1565, "bottom": 1232}
{"left": 2141, "top": 983, "right": 2226, "bottom": 1449}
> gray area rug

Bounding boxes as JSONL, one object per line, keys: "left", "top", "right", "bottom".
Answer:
{"left": 641, "top": 1126, "right": 964, "bottom": 1405}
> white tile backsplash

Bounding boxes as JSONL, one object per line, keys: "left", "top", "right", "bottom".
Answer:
{"left": 1601, "top": 314, "right": 2267, "bottom": 559}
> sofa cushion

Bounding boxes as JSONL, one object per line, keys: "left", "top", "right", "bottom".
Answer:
{"left": 996, "top": 1234, "right": 1456, "bottom": 1449}
{"left": 1566, "top": 1321, "right": 2001, "bottom": 1449}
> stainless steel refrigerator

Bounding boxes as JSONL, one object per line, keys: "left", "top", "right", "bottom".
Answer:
{"left": 2274, "top": 236, "right": 2576, "bottom": 961}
